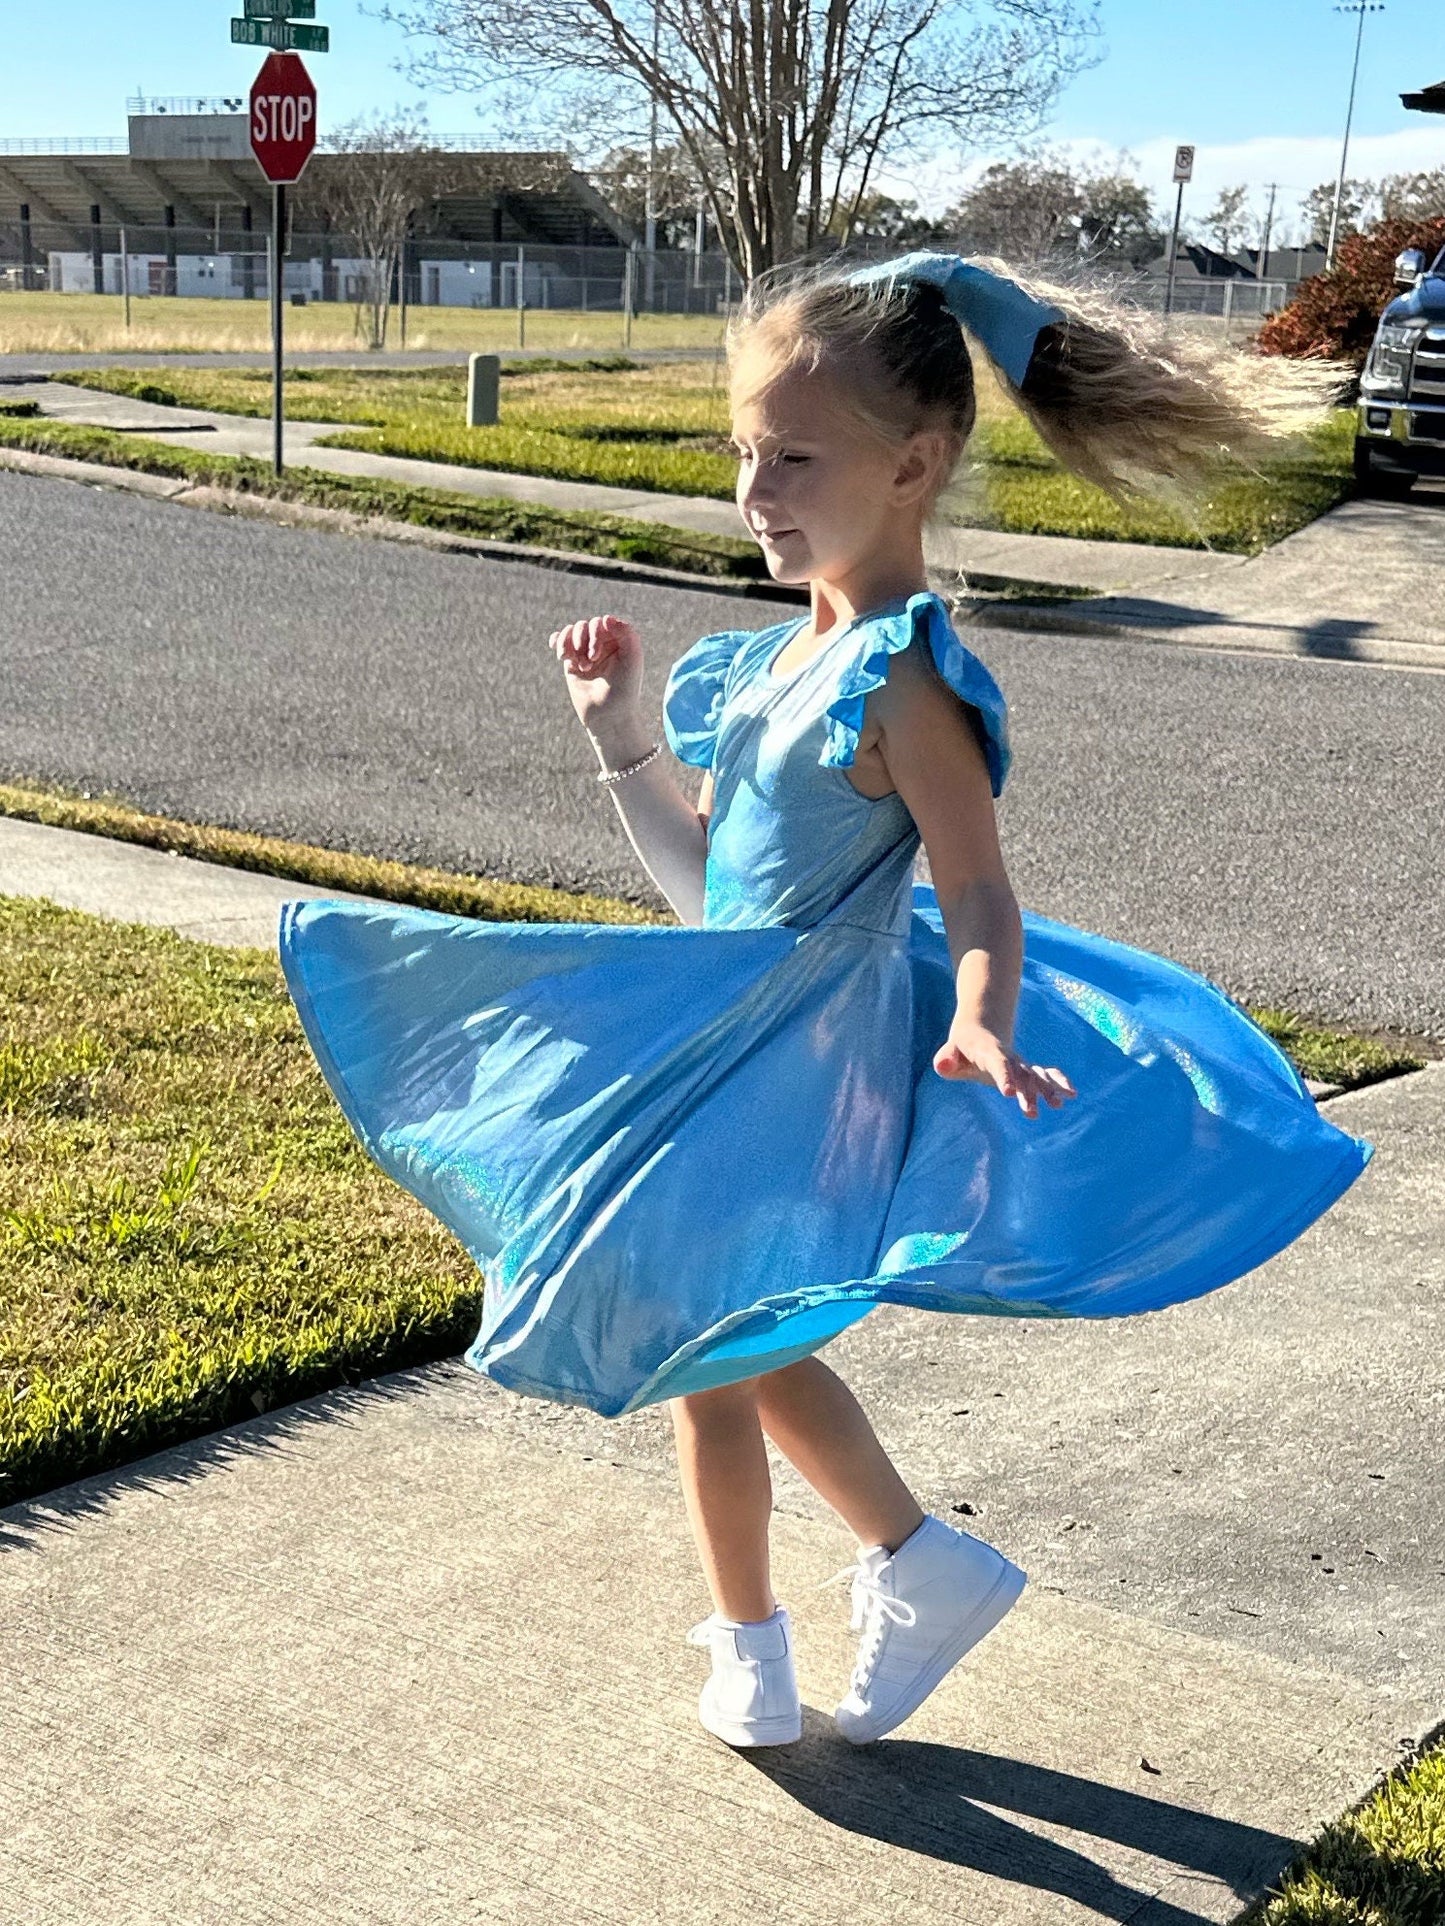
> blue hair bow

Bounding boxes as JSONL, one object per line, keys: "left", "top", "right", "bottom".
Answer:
{"left": 845, "top": 251, "right": 1065, "bottom": 389}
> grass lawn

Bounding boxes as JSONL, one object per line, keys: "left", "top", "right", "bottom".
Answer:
{"left": 0, "top": 290, "right": 727, "bottom": 357}
{"left": 56, "top": 360, "right": 1356, "bottom": 556}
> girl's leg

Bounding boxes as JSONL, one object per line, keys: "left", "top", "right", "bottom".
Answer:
{"left": 668, "top": 1381, "right": 777, "bottom": 1623}
{"left": 752, "top": 1357, "right": 925, "bottom": 1552}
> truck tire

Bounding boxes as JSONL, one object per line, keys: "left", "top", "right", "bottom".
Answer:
{"left": 1353, "top": 438, "right": 1416, "bottom": 497}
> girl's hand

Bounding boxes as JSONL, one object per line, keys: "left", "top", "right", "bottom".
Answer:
{"left": 550, "top": 614, "right": 645, "bottom": 733}
{"left": 934, "top": 1019, "right": 1077, "bottom": 1119}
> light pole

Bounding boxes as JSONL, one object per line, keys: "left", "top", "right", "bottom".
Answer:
{"left": 1326, "top": 1, "right": 1384, "bottom": 270}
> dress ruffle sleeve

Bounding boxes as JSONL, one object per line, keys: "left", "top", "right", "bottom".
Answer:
{"left": 662, "top": 627, "right": 746, "bottom": 769}
{"left": 820, "top": 590, "right": 1012, "bottom": 798}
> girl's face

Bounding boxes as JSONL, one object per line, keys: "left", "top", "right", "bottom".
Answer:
{"left": 729, "top": 363, "right": 933, "bottom": 588}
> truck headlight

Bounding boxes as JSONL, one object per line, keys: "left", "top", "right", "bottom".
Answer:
{"left": 1364, "top": 323, "right": 1416, "bottom": 396}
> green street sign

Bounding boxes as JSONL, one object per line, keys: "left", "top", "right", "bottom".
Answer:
{"left": 232, "top": 17, "right": 329, "bottom": 50}
{"left": 244, "top": 0, "right": 317, "bottom": 17}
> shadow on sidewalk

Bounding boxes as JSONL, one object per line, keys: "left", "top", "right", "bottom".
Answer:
{"left": 749, "top": 1712, "right": 1299, "bottom": 1922}
{"left": 0, "top": 1364, "right": 446, "bottom": 1552}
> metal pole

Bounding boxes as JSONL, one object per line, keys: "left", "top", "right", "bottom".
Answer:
{"left": 1260, "top": 183, "right": 1278, "bottom": 283}
{"left": 120, "top": 224, "right": 131, "bottom": 329}
{"left": 272, "top": 181, "right": 286, "bottom": 476}
{"left": 1326, "top": 2, "right": 1383, "bottom": 271}
{"left": 517, "top": 242, "right": 525, "bottom": 348}
{"left": 1164, "top": 180, "right": 1185, "bottom": 315}
{"left": 644, "top": 0, "right": 659, "bottom": 311}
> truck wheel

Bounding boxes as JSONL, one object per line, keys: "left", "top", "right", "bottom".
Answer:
{"left": 1353, "top": 439, "right": 1416, "bottom": 497}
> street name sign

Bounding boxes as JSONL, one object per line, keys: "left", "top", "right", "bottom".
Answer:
{"left": 249, "top": 51, "right": 319, "bottom": 183}
{"left": 244, "top": 0, "right": 317, "bottom": 15}
{"left": 232, "top": 17, "right": 329, "bottom": 52}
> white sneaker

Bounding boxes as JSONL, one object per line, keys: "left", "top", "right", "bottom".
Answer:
{"left": 686, "top": 1605, "right": 803, "bottom": 1747}
{"left": 828, "top": 1515, "right": 1027, "bottom": 1744}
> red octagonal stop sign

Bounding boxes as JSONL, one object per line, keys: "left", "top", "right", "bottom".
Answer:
{"left": 250, "top": 51, "right": 318, "bottom": 185}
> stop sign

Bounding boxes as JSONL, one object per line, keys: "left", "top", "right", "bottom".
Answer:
{"left": 249, "top": 52, "right": 318, "bottom": 185}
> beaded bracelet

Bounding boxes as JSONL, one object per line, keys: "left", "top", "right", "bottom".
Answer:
{"left": 595, "top": 740, "right": 663, "bottom": 786}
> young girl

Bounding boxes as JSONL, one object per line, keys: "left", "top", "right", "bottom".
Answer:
{"left": 277, "top": 250, "right": 1373, "bottom": 1752}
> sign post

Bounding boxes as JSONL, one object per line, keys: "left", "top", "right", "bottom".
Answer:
{"left": 1165, "top": 144, "right": 1194, "bottom": 317}
{"left": 247, "top": 47, "right": 320, "bottom": 474}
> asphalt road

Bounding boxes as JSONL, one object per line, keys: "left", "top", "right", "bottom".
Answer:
{"left": 1, "top": 467, "right": 1441, "bottom": 1045}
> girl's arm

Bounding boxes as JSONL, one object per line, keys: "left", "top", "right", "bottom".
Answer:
{"left": 868, "top": 637, "right": 1076, "bottom": 1120}
{"left": 552, "top": 614, "right": 710, "bottom": 927}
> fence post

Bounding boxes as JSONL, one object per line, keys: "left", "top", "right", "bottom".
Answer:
{"left": 242, "top": 205, "right": 256, "bottom": 300}
{"left": 623, "top": 244, "right": 634, "bottom": 348}
{"left": 19, "top": 204, "right": 34, "bottom": 291}
{"left": 90, "top": 203, "right": 104, "bottom": 296}
{"left": 120, "top": 224, "right": 131, "bottom": 329}
{"left": 164, "top": 206, "right": 178, "bottom": 298}
{"left": 517, "top": 243, "right": 525, "bottom": 349}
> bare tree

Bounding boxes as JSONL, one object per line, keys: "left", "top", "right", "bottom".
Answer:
{"left": 304, "top": 110, "right": 462, "bottom": 348}
{"left": 1202, "top": 183, "right": 1251, "bottom": 258}
{"left": 371, "top": 0, "right": 1100, "bottom": 278}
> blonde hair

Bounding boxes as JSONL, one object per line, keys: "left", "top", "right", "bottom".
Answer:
{"left": 725, "top": 252, "right": 1349, "bottom": 515}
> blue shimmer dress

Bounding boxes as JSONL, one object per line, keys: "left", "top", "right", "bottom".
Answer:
{"left": 276, "top": 589, "right": 1373, "bottom": 1417}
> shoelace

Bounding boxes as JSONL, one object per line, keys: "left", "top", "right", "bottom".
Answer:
{"left": 821, "top": 1561, "right": 918, "bottom": 1686}
{"left": 686, "top": 1617, "right": 723, "bottom": 1648}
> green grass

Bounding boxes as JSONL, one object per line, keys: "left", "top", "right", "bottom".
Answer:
{"left": 55, "top": 362, "right": 1356, "bottom": 555}
{"left": 0, "top": 413, "right": 766, "bottom": 580}
{"left": 0, "top": 891, "right": 491, "bottom": 1507}
{"left": 973, "top": 407, "right": 1357, "bottom": 555}
{"left": 1237, "top": 1736, "right": 1445, "bottom": 1924}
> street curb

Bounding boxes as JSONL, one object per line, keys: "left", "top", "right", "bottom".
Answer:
{"left": 960, "top": 597, "right": 1445, "bottom": 673}
{"left": 0, "top": 444, "right": 809, "bottom": 605}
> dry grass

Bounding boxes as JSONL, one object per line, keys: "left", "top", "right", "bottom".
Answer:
{"left": 0, "top": 291, "right": 729, "bottom": 357}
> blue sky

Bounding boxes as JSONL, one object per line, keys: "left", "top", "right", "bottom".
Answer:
{"left": 5, "top": 0, "right": 1440, "bottom": 236}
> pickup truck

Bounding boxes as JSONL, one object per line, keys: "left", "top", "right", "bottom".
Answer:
{"left": 1355, "top": 244, "right": 1445, "bottom": 494}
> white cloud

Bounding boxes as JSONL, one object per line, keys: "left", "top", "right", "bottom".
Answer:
{"left": 874, "top": 125, "right": 1445, "bottom": 243}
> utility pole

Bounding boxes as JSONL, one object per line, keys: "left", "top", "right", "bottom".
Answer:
{"left": 1260, "top": 182, "right": 1279, "bottom": 282}
{"left": 1327, "top": 1, "right": 1384, "bottom": 270}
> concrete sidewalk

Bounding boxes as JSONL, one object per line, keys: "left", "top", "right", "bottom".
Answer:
{"left": 3, "top": 820, "right": 1441, "bottom": 1923}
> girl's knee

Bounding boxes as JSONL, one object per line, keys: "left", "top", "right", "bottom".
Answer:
{"left": 669, "top": 1378, "right": 761, "bottom": 1426}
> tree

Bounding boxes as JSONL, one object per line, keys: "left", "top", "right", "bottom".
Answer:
{"left": 308, "top": 110, "right": 465, "bottom": 349}
{"left": 825, "top": 191, "right": 944, "bottom": 247}
{"left": 373, "top": 0, "right": 1101, "bottom": 279}
{"left": 1298, "top": 178, "right": 1375, "bottom": 249}
{"left": 1203, "top": 183, "right": 1250, "bottom": 257}
{"left": 1257, "top": 213, "right": 1445, "bottom": 367}
{"left": 942, "top": 153, "right": 1084, "bottom": 262}
{"left": 306, "top": 112, "right": 574, "bottom": 347}
{"left": 1076, "top": 161, "right": 1162, "bottom": 266}
{"left": 940, "top": 148, "right": 1160, "bottom": 267}
{"left": 1379, "top": 169, "right": 1445, "bottom": 223}
{"left": 592, "top": 139, "right": 708, "bottom": 247}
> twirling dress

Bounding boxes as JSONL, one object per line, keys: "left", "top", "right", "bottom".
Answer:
{"left": 276, "top": 590, "right": 1373, "bottom": 1417}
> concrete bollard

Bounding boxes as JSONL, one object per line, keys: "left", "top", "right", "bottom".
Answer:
{"left": 467, "top": 352, "right": 500, "bottom": 427}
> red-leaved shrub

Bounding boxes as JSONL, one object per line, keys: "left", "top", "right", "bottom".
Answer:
{"left": 1257, "top": 216, "right": 1445, "bottom": 367}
